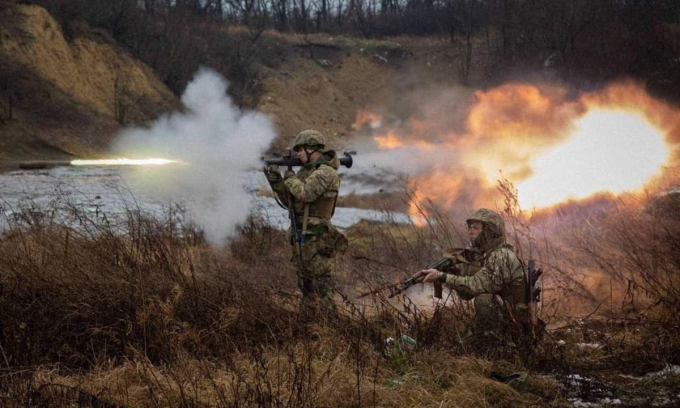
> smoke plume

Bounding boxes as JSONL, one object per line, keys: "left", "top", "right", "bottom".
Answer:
{"left": 112, "top": 68, "right": 277, "bottom": 245}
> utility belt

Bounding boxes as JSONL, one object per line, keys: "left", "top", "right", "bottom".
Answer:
{"left": 293, "top": 211, "right": 331, "bottom": 224}
{"left": 294, "top": 222, "right": 328, "bottom": 236}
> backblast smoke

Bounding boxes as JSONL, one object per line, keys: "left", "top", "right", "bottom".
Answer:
{"left": 112, "top": 68, "right": 277, "bottom": 245}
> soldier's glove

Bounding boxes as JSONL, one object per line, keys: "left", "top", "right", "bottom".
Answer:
{"left": 265, "top": 166, "right": 282, "bottom": 183}
{"left": 283, "top": 169, "right": 296, "bottom": 180}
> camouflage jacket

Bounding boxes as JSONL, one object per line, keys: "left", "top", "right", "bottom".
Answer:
{"left": 445, "top": 240, "right": 526, "bottom": 304}
{"left": 270, "top": 150, "right": 341, "bottom": 229}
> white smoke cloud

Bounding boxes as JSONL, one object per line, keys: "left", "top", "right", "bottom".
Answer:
{"left": 112, "top": 68, "right": 277, "bottom": 245}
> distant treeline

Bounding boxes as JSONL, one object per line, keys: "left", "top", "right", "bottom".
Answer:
{"left": 18, "top": 0, "right": 680, "bottom": 102}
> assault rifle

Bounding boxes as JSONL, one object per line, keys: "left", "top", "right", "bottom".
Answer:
{"left": 358, "top": 257, "right": 453, "bottom": 299}
{"left": 262, "top": 151, "right": 354, "bottom": 168}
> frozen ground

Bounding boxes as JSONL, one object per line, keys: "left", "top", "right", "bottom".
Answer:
{"left": 0, "top": 165, "right": 409, "bottom": 232}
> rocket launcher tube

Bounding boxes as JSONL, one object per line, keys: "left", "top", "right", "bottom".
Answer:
{"left": 262, "top": 151, "right": 353, "bottom": 168}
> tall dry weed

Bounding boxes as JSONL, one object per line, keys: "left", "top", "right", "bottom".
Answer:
{"left": 559, "top": 188, "right": 680, "bottom": 364}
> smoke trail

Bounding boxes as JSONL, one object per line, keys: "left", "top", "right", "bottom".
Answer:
{"left": 112, "top": 68, "right": 277, "bottom": 245}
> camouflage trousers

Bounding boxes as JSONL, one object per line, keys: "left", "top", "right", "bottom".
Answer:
{"left": 290, "top": 228, "right": 337, "bottom": 318}
{"left": 471, "top": 294, "right": 532, "bottom": 351}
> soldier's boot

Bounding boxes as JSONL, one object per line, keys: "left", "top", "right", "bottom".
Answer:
{"left": 298, "top": 275, "right": 337, "bottom": 324}
{"left": 310, "top": 275, "right": 338, "bottom": 323}
{"left": 298, "top": 276, "right": 319, "bottom": 323}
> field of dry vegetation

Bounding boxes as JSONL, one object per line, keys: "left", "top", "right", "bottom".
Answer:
{"left": 0, "top": 1, "right": 679, "bottom": 405}
{"left": 0, "top": 185, "right": 678, "bottom": 407}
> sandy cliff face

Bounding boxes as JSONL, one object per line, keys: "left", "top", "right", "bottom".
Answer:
{"left": 0, "top": 4, "right": 178, "bottom": 159}
{"left": 0, "top": 4, "right": 451, "bottom": 159}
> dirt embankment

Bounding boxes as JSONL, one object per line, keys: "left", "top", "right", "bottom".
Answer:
{"left": 0, "top": 4, "right": 464, "bottom": 161}
{"left": 0, "top": 4, "right": 178, "bottom": 160}
{"left": 255, "top": 35, "right": 469, "bottom": 151}
{"left": 256, "top": 39, "right": 399, "bottom": 150}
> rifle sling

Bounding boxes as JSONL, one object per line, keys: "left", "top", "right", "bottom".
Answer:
{"left": 302, "top": 203, "right": 310, "bottom": 242}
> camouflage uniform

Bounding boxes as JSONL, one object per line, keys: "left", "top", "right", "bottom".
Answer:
{"left": 267, "top": 130, "right": 344, "bottom": 313}
{"left": 444, "top": 209, "right": 528, "bottom": 347}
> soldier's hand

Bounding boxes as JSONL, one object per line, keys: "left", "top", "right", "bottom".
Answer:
{"left": 284, "top": 169, "right": 296, "bottom": 180}
{"left": 420, "top": 269, "right": 443, "bottom": 283}
{"left": 265, "top": 166, "right": 282, "bottom": 183}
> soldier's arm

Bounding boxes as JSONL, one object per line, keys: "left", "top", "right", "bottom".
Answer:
{"left": 283, "top": 166, "right": 335, "bottom": 202}
{"left": 444, "top": 248, "right": 520, "bottom": 297}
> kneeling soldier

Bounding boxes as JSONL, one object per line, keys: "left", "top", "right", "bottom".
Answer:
{"left": 415, "top": 208, "right": 529, "bottom": 349}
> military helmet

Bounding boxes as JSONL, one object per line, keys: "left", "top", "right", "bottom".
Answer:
{"left": 466, "top": 208, "right": 505, "bottom": 237}
{"left": 293, "top": 130, "right": 325, "bottom": 151}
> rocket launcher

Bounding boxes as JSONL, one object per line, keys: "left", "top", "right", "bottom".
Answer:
{"left": 262, "top": 151, "right": 353, "bottom": 168}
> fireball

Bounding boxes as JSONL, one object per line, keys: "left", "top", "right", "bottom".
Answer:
{"left": 365, "top": 82, "right": 676, "bottom": 217}
{"left": 517, "top": 109, "right": 668, "bottom": 209}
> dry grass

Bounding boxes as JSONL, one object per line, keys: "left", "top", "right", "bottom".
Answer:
{"left": 556, "top": 189, "right": 680, "bottom": 366}
{"left": 0, "top": 186, "right": 679, "bottom": 406}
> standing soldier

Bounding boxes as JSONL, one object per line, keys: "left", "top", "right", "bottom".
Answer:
{"left": 265, "top": 130, "right": 345, "bottom": 317}
{"left": 415, "top": 208, "right": 530, "bottom": 349}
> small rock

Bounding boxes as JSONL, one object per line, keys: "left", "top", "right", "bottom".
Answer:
{"left": 577, "top": 343, "right": 600, "bottom": 350}
{"left": 373, "top": 54, "right": 388, "bottom": 64}
{"left": 316, "top": 59, "right": 332, "bottom": 67}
